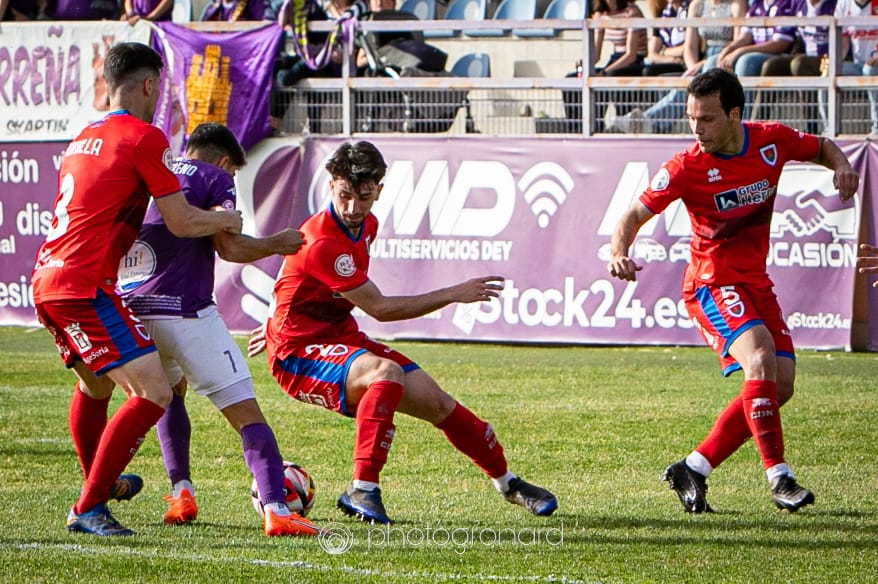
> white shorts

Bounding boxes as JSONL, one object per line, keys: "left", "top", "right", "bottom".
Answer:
{"left": 143, "top": 305, "right": 255, "bottom": 410}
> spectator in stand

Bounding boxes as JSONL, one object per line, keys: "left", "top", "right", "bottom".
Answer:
{"left": 835, "top": 0, "right": 878, "bottom": 135}
{"left": 717, "top": 0, "right": 795, "bottom": 77}
{"left": 643, "top": 0, "right": 688, "bottom": 77}
{"left": 54, "top": 0, "right": 121, "bottom": 19}
{"left": 716, "top": 0, "right": 795, "bottom": 117}
{"left": 606, "top": 0, "right": 746, "bottom": 133}
{"left": 1, "top": 0, "right": 51, "bottom": 19}
{"left": 591, "top": 0, "right": 648, "bottom": 132}
{"left": 121, "top": 0, "right": 173, "bottom": 22}
{"left": 593, "top": 0, "right": 648, "bottom": 76}
{"left": 757, "top": 0, "right": 836, "bottom": 133}
{"left": 200, "top": 0, "right": 266, "bottom": 20}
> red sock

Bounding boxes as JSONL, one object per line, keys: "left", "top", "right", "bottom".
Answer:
{"left": 75, "top": 396, "right": 165, "bottom": 513}
{"left": 695, "top": 395, "right": 752, "bottom": 469}
{"left": 436, "top": 402, "right": 508, "bottom": 479}
{"left": 352, "top": 380, "right": 403, "bottom": 483}
{"left": 741, "top": 379, "right": 785, "bottom": 470}
{"left": 68, "top": 382, "right": 110, "bottom": 479}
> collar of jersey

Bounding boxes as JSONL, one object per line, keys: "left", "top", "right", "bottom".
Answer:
{"left": 328, "top": 204, "right": 363, "bottom": 242}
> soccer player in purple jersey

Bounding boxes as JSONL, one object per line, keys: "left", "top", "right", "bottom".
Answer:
{"left": 607, "top": 68, "right": 858, "bottom": 513}
{"left": 118, "top": 123, "right": 319, "bottom": 537}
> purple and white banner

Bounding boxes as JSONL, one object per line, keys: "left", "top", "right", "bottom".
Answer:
{"left": 0, "top": 21, "right": 151, "bottom": 142}
{"left": 223, "top": 137, "right": 867, "bottom": 350}
{"left": 1, "top": 137, "right": 872, "bottom": 351}
{"left": 151, "top": 22, "right": 282, "bottom": 154}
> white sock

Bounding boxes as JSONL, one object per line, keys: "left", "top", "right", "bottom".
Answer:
{"left": 766, "top": 463, "right": 792, "bottom": 486}
{"left": 172, "top": 480, "right": 194, "bottom": 498}
{"left": 264, "top": 501, "right": 291, "bottom": 516}
{"left": 685, "top": 451, "right": 713, "bottom": 478}
{"left": 491, "top": 471, "right": 517, "bottom": 494}
{"left": 352, "top": 480, "right": 379, "bottom": 492}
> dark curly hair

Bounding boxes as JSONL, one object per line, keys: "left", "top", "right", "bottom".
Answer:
{"left": 325, "top": 141, "right": 387, "bottom": 190}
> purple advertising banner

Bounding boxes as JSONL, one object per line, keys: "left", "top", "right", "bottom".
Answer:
{"left": 151, "top": 22, "right": 282, "bottom": 154}
{"left": 0, "top": 141, "right": 65, "bottom": 324}
{"left": 0, "top": 21, "right": 151, "bottom": 141}
{"left": 0, "top": 137, "right": 869, "bottom": 352}
{"left": 221, "top": 137, "right": 864, "bottom": 350}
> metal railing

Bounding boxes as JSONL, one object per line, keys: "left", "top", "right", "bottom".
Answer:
{"left": 202, "top": 16, "right": 878, "bottom": 137}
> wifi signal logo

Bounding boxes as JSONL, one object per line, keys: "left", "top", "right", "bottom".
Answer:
{"left": 519, "top": 162, "right": 574, "bottom": 229}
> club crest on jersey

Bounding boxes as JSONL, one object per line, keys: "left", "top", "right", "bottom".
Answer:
{"left": 759, "top": 144, "right": 778, "bottom": 166}
{"left": 650, "top": 167, "right": 670, "bottom": 191}
{"left": 334, "top": 253, "right": 356, "bottom": 277}
{"left": 65, "top": 323, "right": 92, "bottom": 352}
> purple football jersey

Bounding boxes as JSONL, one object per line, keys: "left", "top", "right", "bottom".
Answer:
{"left": 120, "top": 159, "right": 236, "bottom": 317}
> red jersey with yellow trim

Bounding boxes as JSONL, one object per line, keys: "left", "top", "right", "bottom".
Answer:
{"left": 266, "top": 205, "right": 376, "bottom": 361}
{"left": 32, "top": 111, "right": 181, "bottom": 302}
{"left": 639, "top": 121, "right": 820, "bottom": 290}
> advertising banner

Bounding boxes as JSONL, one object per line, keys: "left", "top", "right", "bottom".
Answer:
{"left": 0, "top": 21, "right": 150, "bottom": 142}
{"left": 0, "top": 137, "right": 867, "bottom": 351}
{"left": 224, "top": 137, "right": 864, "bottom": 350}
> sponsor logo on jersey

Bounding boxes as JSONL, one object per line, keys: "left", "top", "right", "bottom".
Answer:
{"left": 82, "top": 345, "right": 109, "bottom": 364}
{"left": 707, "top": 167, "right": 722, "bottom": 183}
{"left": 334, "top": 253, "right": 356, "bottom": 277}
{"left": 118, "top": 240, "right": 158, "bottom": 293}
{"left": 713, "top": 179, "right": 773, "bottom": 211}
{"left": 759, "top": 144, "right": 778, "bottom": 166}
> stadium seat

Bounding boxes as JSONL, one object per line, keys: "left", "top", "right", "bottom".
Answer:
{"left": 399, "top": 0, "right": 436, "bottom": 21}
{"left": 515, "top": 0, "right": 586, "bottom": 38}
{"left": 451, "top": 53, "right": 491, "bottom": 77}
{"left": 466, "top": 0, "right": 536, "bottom": 37}
{"left": 424, "top": 0, "right": 487, "bottom": 39}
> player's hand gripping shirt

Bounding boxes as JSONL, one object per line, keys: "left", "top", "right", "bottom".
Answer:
{"left": 31, "top": 111, "right": 181, "bottom": 302}
{"left": 266, "top": 206, "right": 375, "bottom": 361}
{"left": 639, "top": 122, "right": 820, "bottom": 289}
{"left": 119, "top": 158, "right": 236, "bottom": 317}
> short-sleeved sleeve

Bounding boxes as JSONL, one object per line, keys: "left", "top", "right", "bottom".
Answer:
{"left": 136, "top": 127, "right": 182, "bottom": 199}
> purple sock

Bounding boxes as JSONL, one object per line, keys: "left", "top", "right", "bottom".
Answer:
{"left": 156, "top": 393, "right": 191, "bottom": 486}
{"left": 241, "top": 423, "right": 286, "bottom": 505}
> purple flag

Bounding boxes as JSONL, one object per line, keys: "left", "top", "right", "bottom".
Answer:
{"left": 151, "top": 22, "right": 282, "bottom": 152}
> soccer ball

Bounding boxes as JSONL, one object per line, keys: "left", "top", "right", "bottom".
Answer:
{"left": 250, "top": 461, "right": 316, "bottom": 517}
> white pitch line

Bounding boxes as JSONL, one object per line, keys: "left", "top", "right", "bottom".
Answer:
{"left": 10, "top": 541, "right": 594, "bottom": 584}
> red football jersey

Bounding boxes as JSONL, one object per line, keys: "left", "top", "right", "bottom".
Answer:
{"left": 32, "top": 111, "right": 181, "bottom": 302}
{"left": 266, "top": 206, "right": 376, "bottom": 361}
{"left": 640, "top": 121, "right": 820, "bottom": 289}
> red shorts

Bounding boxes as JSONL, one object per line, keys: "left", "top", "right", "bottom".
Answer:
{"left": 34, "top": 286, "right": 156, "bottom": 376}
{"left": 684, "top": 282, "right": 795, "bottom": 377}
{"left": 270, "top": 331, "right": 418, "bottom": 417}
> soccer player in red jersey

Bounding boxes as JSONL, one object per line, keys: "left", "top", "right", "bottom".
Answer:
{"left": 249, "top": 141, "right": 557, "bottom": 524}
{"left": 607, "top": 68, "right": 859, "bottom": 513}
{"left": 31, "top": 42, "right": 243, "bottom": 536}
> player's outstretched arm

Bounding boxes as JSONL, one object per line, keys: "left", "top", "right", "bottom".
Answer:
{"left": 342, "top": 276, "right": 504, "bottom": 322}
{"left": 607, "top": 201, "right": 654, "bottom": 282}
{"left": 213, "top": 228, "right": 305, "bottom": 263}
{"left": 812, "top": 137, "right": 859, "bottom": 203}
{"left": 155, "top": 192, "right": 243, "bottom": 237}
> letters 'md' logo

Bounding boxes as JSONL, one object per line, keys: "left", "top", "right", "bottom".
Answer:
{"left": 714, "top": 189, "right": 739, "bottom": 211}
{"left": 759, "top": 144, "right": 778, "bottom": 166}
